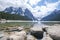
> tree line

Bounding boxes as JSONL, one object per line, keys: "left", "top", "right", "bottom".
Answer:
{"left": 0, "top": 12, "right": 32, "bottom": 20}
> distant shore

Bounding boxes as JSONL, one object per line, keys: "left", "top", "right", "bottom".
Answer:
{"left": 1, "top": 20, "right": 60, "bottom": 22}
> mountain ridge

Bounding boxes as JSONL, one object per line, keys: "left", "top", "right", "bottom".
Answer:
{"left": 41, "top": 9, "right": 60, "bottom": 21}
{"left": 3, "top": 7, "right": 36, "bottom": 20}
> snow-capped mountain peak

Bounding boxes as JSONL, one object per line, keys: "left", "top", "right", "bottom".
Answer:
{"left": 4, "top": 6, "right": 36, "bottom": 20}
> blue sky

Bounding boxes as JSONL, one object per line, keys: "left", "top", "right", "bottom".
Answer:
{"left": 0, "top": 0, "right": 60, "bottom": 18}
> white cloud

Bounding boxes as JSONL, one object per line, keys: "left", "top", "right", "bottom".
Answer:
{"left": 32, "top": 6, "right": 40, "bottom": 13}
{"left": 0, "top": 0, "right": 60, "bottom": 18}
{"left": 25, "top": 4, "right": 33, "bottom": 12}
{"left": 39, "top": 3, "right": 57, "bottom": 16}
{"left": 29, "top": 0, "right": 41, "bottom": 6}
{"left": 32, "top": 1, "right": 60, "bottom": 18}
{"left": 0, "top": 5, "right": 4, "bottom": 11}
{"left": 0, "top": 0, "right": 27, "bottom": 10}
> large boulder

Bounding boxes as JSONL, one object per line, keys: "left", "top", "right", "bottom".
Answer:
{"left": 0, "top": 31, "right": 6, "bottom": 40}
{"left": 30, "top": 27, "right": 43, "bottom": 39}
{"left": 27, "top": 34, "right": 37, "bottom": 40}
{"left": 5, "top": 27, "right": 24, "bottom": 32}
{"left": 41, "top": 32, "right": 53, "bottom": 40}
{"left": 2, "top": 30, "right": 27, "bottom": 40}
{"left": 9, "top": 35, "right": 21, "bottom": 40}
{"left": 14, "top": 30, "right": 27, "bottom": 40}
{"left": 46, "top": 25, "right": 60, "bottom": 40}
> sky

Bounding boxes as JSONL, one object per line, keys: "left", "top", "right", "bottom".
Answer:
{"left": 0, "top": 0, "right": 60, "bottom": 18}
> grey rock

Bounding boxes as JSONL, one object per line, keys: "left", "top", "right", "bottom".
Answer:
{"left": 30, "top": 27, "right": 44, "bottom": 39}
{"left": 41, "top": 32, "right": 53, "bottom": 40}
{"left": 27, "top": 34, "right": 37, "bottom": 40}
{"left": 46, "top": 25, "right": 60, "bottom": 40}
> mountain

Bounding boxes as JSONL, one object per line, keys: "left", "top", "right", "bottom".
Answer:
{"left": 24, "top": 8, "right": 36, "bottom": 20}
{"left": 4, "top": 7, "right": 24, "bottom": 15}
{"left": 41, "top": 9, "right": 60, "bottom": 21}
{"left": 4, "top": 7, "right": 36, "bottom": 20}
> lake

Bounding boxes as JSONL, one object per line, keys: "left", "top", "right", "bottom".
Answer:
{"left": 0, "top": 21, "right": 60, "bottom": 40}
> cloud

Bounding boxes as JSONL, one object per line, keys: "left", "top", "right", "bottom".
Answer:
{"left": 0, "top": 0, "right": 60, "bottom": 18}
{"left": 32, "top": 0, "right": 60, "bottom": 18}
{"left": 40, "top": 2, "right": 58, "bottom": 12}
{"left": 28, "top": 0, "right": 41, "bottom": 6}
{"left": 0, "top": 0, "right": 28, "bottom": 10}
{"left": 46, "top": 0, "right": 59, "bottom": 3}
{"left": 56, "top": 1, "right": 60, "bottom": 10}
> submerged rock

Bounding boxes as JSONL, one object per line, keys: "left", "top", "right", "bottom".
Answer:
{"left": 5, "top": 26, "right": 24, "bottom": 32}
{"left": 17, "top": 27, "right": 24, "bottom": 31}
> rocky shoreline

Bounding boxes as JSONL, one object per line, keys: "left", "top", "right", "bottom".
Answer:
{"left": 0, "top": 24, "right": 60, "bottom": 40}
